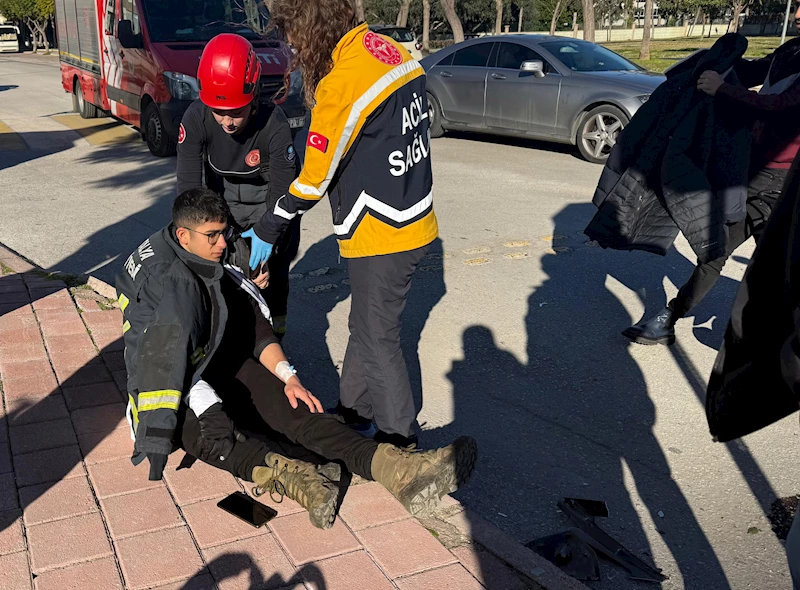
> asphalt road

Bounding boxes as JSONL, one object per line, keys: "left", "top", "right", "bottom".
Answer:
{"left": 1, "top": 53, "right": 797, "bottom": 590}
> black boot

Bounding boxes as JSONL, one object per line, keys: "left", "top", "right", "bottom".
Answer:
{"left": 622, "top": 307, "right": 676, "bottom": 346}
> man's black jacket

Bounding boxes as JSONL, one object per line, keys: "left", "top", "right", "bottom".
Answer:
{"left": 706, "top": 151, "right": 800, "bottom": 442}
{"left": 116, "top": 226, "right": 276, "bottom": 479}
{"left": 585, "top": 34, "right": 752, "bottom": 264}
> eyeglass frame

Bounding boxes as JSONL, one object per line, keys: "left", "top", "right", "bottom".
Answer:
{"left": 181, "top": 225, "right": 234, "bottom": 245}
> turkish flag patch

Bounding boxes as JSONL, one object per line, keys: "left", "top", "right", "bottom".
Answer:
{"left": 307, "top": 132, "right": 329, "bottom": 154}
{"left": 178, "top": 124, "right": 186, "bottom": 144}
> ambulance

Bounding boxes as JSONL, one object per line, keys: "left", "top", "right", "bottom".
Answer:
{"left": 54, "top": 0, "right": 305, "bottom": 156}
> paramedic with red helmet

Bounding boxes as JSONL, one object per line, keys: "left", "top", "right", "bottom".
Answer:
{"left": 177, "top": 33, "right": 300, "bottom": 338}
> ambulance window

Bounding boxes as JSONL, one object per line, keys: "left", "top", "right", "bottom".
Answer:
{"left": 104, "top": 0, "right": 116, "bottom": 34}
{"left": 121, "top": 0, "right": 141, "bottom": 35}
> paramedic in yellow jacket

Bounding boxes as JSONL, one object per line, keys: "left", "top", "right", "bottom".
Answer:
{"left": 249, "top": 0, "right": 437, "bottom": 448}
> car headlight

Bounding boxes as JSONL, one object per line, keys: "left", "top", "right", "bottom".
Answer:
{"left": 636, "top": 94, "right": 650, "bottom": 104}
{"left": 288, "top": 70, "right": 304, "bottom": 97}
{"left": 163, "top": 72, "right": 199, "bottom": 101}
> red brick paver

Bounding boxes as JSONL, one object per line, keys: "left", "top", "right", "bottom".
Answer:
{"left": 163, "top": 454, "right": 242, "bottom": 505}
{"left": 0, "top": 551, "right": 32, "bottom": 590}
{"left": 269, "top": 512, "right": 361, "bottom": 566}
{"left": 338, "top": 481, "right": 411, "bottom": 531}
{"left": 70, "top": 402, "right": 127, "bottom": 435}
{"left": 356, "top": 518, "right": 458, "bottom": 579}
{"left": 101, "top": 486, "right": 183, "bottom": 539}
{"left": 301, "top": 550, "right": 395, "bottom": 590}
{"left": 6, "top": 395, "right": 69, "bottom": 426}
{"left": 9, "top": 417, "right": 78, "bottom": 455}
{"left": 78, "top": 426, "right": 135, "bottom": 464}
{"left": 13, "top": 445, "right": 85, "bottom": 487}
{"left": 0, "top": 473, "right": 18, "bottom": 511}
{"left": 26, "top": 512, "right": 113, "bottom": 573}
{"left": 0, "top": 510, "right": 25, "bottom": 555}
{"left": 33, "top": 556, "right": 124, "bottom": 590}
{"left": 202, "top": 534, "right": 297, "bottom": 590}
{"left": 116, "top": 526, "right": 205, "bottom": 590}
{"left": 19, "top": 475, "right": 98, "bottom": 526}
{"left": 63, "top": 381, "right": 121, "bottom": 410}
{"left": 87, "top": 456, "right": 163, "bottom": 499}
{"left": 182, "top": 495, "right": 270, "bottom": 549}
{"left": 395, "top": 563, "right": 487, "bottom": 590}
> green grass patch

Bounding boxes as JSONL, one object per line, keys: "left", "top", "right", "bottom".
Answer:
{"left": 602, "top": 36, "right": 782, "bottom": 72}
{"left": 0, "top": 262, "right": 13, "bottom": 275}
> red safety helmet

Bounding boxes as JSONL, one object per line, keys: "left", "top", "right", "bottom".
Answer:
{"left": 198, "top": 34, "right": 261, "bottom": 110}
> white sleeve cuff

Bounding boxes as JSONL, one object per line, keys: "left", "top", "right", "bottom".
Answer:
{"left": 186, "top": 379, "right": 222, "bottom": 417}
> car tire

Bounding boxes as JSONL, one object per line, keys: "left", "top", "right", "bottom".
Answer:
{"left": 427, "top": 92, "right": 445, "bottom": 138}
{"left": 75, "top": 79, "right": 98, "bottom": 119}
{"left": 576, "top": 105, "right": 628, "bottom": 164}
{"left": 144, "top": 102, "right": 177, "bottom": 157}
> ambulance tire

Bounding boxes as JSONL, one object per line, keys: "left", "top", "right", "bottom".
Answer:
{"left": 144, "top": 102, "right": 177, "bottom": 158}
{"left": 427, "top": 92, "right": 444, "bottom": 138}
{"left": 74, "top": 79, "right": 98, "bottom": 119}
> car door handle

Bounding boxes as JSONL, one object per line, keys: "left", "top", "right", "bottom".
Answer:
{"left": 491, "top": 73, "right": 506, "bottom": 80}
{"left": 439, "top": 71, "right": 453, "bottom": 78}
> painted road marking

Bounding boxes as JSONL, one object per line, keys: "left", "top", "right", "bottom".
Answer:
{"left": 51, "top": 114, "right": 139, "bottom": 147}
{"left": 504, "top": 252, "right": 529, "bottom": 259}
{"left": 308, "top": 284, "right": 338, "bottom": 293}
{"left": 464, "top": 258, "right": 491, "bottom": 266}
{"left": 463, "top": 247, "right": 490, "bottom": 255}
{"left": 504, "top": 240, "right": 530, "bottom": 248}
{"left": 540, "top": 235, "right": 568, "bottom": 242}
{"left": 0, "top": 120, "right": 27, "bottom": 150}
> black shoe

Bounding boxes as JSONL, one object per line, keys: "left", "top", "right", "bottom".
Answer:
{"left": 622, "top": 307, "right": 676, "bottom": 346}
{"left": 373, "top": 430, "right": 419, "bottom": 449}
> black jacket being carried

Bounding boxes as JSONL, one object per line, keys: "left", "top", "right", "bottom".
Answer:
{"left": 585, "top": 34, "right": 752, "bottom": 264}
{"left": 706, "top": 151, "right": 800, "bottom": 442}
{"left": 116, "top": 226, "right": 277, "bottom": 480}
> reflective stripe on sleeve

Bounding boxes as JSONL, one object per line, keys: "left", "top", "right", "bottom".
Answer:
{"left": 118, "top": 293, "right": 130, "bottom": 311}
{"left": 137, "top": 390, "right": 181, "bottom": 412}
{"left": 334, "top": 190, "right": 433, "bottom": 236}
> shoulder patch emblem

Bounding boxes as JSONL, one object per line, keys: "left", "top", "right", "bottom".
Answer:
{"left": 246, "top": 149, "right": 261, "bottom": 167}
{"left": 363, "top": 31, "right": 403, "bottom": 66}
{"left": 178, "top": 124, "right": 186, "bottom": 144}
{"left": 286, "top": 145, "right": 296, "bottom": 162}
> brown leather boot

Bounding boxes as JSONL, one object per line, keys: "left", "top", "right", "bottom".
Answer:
{"left": 252, "top": 452, "right": 338, "bottom": 530}
{"left": 371, "top": 436, "right": 478, "bottom": 518}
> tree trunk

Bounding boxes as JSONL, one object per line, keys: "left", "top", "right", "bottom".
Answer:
{"left": 639, "top": 0, "right": 653, "bottom": 59}
{"left": 354, "top": 0, "right": 365, "bottom": 23}
{"left": 495, "top": 0, "right": 503, "bottom": 34}
{"left": 631, "top": 6, "right": 636, "bottom": 40}
{"left": 688, "top": 7, "right": 700, "bottom": 36}
{"left": 728, "top": 2, "right": 744, "bottom": 33}
{"left": 582, "top": 0, "right": 595, "bottom": 42}
{"left": 440, "top": 0, "right": 464, "bottom": 42}
{"left": 422, "top": 0, "right": 431, "bottom": 52}
{"left": 572, "top": 11, "right": 578, "bottom": 37}
{"left": 397, "top": 0, "right": 413, "bottom": 27}
{"left": 606, "top": 12, "right": 611, "bottom": 42}
{"left": 550, "top": 0, "right": 563, "bottom": 35}
{"left": 518, "top": 3, "right": 523, "bottom": 31}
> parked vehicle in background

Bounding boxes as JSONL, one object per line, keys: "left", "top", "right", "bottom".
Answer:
{"left": 0, "top": 25, "right": 20, "bottom": 53}
{"left": 54, "top": 0, "right": 305, "bottom": 157}
{"left": 368, "top": 24, "right": 422, "bottom": 60}
{"left": 421, "top": 35, "right": 665, "bottom": 163}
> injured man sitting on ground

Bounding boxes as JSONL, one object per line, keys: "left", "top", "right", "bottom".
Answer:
{"left": 116, "top": 188, "right": 478, "bottom": 529}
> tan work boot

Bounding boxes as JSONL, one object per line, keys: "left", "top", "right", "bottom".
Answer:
{"left": 251, "top": 452, "right": 338, "bottom": 530}
{"left": 371, "top": 436, "right": 478, "bottom": 518}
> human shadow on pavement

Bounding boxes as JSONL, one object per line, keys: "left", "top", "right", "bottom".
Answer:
{"left": 428, "top": 203, "right": 749, "bottom": 589}
{"left": 284, "top": 234, "right": 446, "bottom": 421}
{"left": 180, "top": 554, "right": 327, "bottom": 590}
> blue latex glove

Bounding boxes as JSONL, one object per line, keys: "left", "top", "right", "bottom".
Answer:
{"left": 242, "top": 229, "right": 274, "bottom": 271}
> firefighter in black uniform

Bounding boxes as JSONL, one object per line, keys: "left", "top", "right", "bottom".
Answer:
{"left": 177, "top": 33, "right": 299, "bottom": 337}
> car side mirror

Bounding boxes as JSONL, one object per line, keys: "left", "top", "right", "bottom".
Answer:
{"left": 117, "top": 20, "right": 141, "bottom": 49}
{"left": 521, "top": 60, "right": 545, "bottom": 78}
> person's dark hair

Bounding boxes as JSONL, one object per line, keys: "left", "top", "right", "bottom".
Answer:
{"left": 172, "top": 188, "right": 229, "bottom": 228}
{"left": 270, "top": 0, "right": 359, "bottom": 110}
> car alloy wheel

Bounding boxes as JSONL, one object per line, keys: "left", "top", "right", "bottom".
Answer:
{"left": 581, "top": 112, "right": 624, "bottom": 161}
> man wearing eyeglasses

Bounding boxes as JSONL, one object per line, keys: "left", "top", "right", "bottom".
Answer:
{"left": 115, "top": 188, "right": 478, "bottom": 529}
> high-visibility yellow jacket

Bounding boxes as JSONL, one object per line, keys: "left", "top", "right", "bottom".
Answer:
{"left": 254, "top": 23, "right": 438, "bottom": 258}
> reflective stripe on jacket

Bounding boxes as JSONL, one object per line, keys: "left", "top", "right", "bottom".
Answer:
{"left": 255, "top": 23, "right": 438, "bottom": 258}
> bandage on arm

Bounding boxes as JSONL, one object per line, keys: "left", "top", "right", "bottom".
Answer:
{"left": 186, "top": 380, "right": 222, "bottom": 417}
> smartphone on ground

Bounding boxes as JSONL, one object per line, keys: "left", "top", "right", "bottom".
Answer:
{"left": 217, "top": 491, "right": 278, "bottom": 528}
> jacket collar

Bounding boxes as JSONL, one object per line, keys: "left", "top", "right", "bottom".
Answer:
{"left": 163, "top": 224, "right": 224, "bottom": 284}
{"left": 331, "top": 23, "right": 368, "bottom": 64}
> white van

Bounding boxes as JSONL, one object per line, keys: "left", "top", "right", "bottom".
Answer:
{"left": 0, "top": 25, "right": 20, "bottom": 53}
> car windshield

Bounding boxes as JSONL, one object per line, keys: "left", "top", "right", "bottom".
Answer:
{"left": 540, "top": 40, "right": 639, "bottom": 72}
{"left": 0, "top": 26, "right": 17, "bottom": 41}
{"left": 378, "top": 28, "right": 415, "bottom": 43}
{"left": 142, "top": 0, "right": 270, "bottom": 43}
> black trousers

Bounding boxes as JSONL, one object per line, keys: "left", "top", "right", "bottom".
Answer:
{"left": 671, "top": 168, "right": 787, "bottom": 318}
{"left": 228, "top": 217, "right": 301, "bottom": 322}
{"left": 177, "top": 358, "right": 378, "bottom": 481}
{"left": 339, "top": 245, "right": 429, "bottom": 438}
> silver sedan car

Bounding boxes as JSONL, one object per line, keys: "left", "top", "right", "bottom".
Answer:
{"left": 420, "top": 35, "right": 666, "bottom": 163}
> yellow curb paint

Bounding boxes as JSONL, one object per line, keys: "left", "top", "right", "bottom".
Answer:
{"left": 540, "top": 235, "right": 568, "bottom": 242}
{"left": 464, "top": 258, "right": 491, "bottom": 266}
{"left": 51, "top": 114, "right": 139, "bottom": 146}
{"left": 503, "top": 240, "right": 530, "bottom": 248}
{"left": 504, "top": 252, "right": 529, "bottom": 259}
{"left": 0, "top": 120, "right": 27, "bottom": 150}
{"left": 463, "top": 247, "right": 490, "bottom": 255}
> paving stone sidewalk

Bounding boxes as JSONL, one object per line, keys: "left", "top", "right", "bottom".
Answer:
{"left": 0, "top": 248, "right": 585, "bottom": 590}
